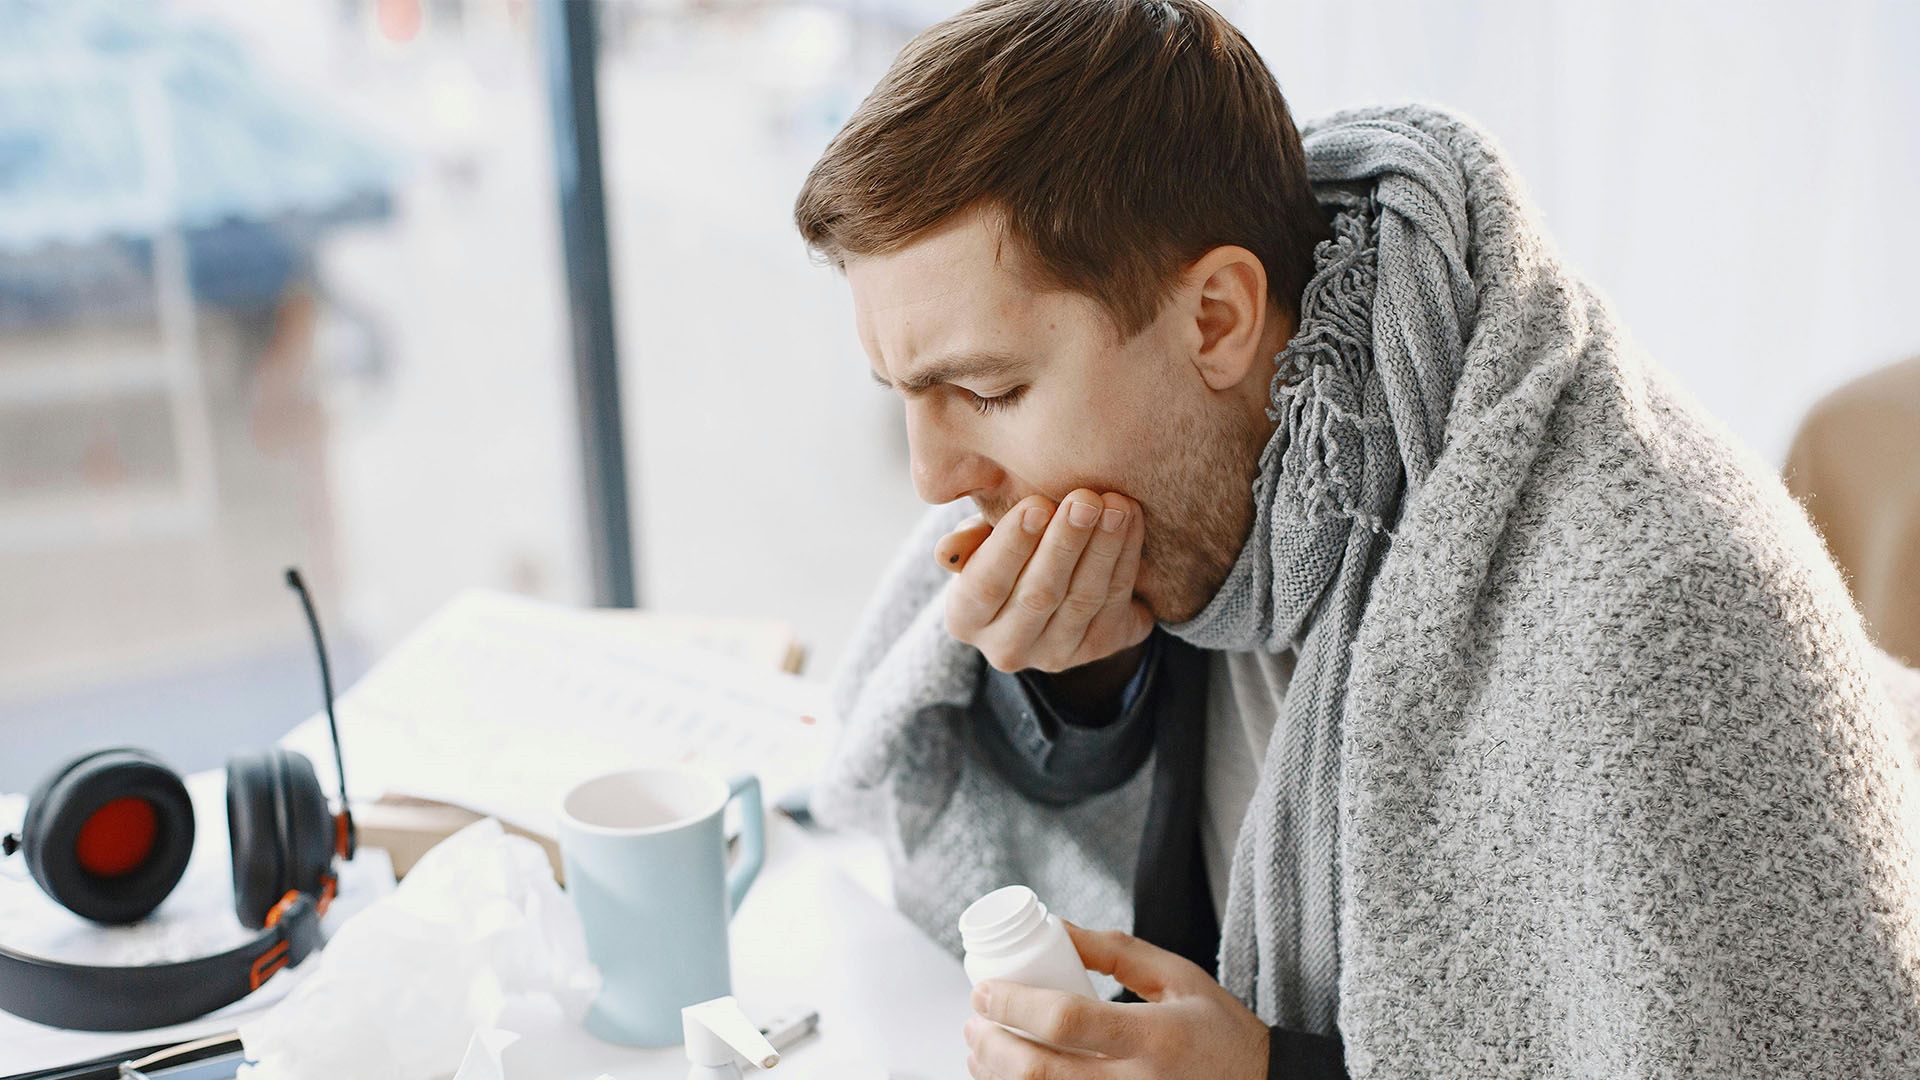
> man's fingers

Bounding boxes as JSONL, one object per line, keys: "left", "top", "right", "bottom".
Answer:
{"left": 971, "top": 980, "right": 1138, "bottom": 1058}
{"left": 1079, "top": 594, "right": 1156, "bottom": 667}
{"left": 944, "top": 496, "right": 1055, "bottom": 637}
{"left": 1076, "top": 499, "right": 1152, "bottom": 659}
{"left": 984, "top": 489, "right": 1104, "bottom": 667}
{"left": 1061, "top": 921, "right": 1202, "bottom": 1002}
{"left": 1106, "top": 496, "right": 1146, "bottom": 604}
{"left": 1032, "top": 492, "right": 1133, "bottom": 653}
{"left": 964, "top": 1014, "right": 1108, "bottom": 1079}
{"left": 937, "top": 515, "right": 992, "bottom": 573}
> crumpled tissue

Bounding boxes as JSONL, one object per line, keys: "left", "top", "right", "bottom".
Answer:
{"left": 445, "top": 1029, "right": 615, "bottom": 1080}
{"left": 235, "top": 818, "right": 600, "bottom": 1080}
{"left": 450, "top": 1029, "right": 519, "bottom": 1080}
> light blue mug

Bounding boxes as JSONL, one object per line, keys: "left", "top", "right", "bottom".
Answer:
{"left": 558, "top": 765, "right": 765, "bottom": 1047}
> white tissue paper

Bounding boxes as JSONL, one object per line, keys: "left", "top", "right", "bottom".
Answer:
{"left": 235, "top": 818, "right": 600, "bottom": 1080}
{"left": 450, "top": 1028, "right": 518, "bottom": 1080}
{"left": 445, "top": 1027, "right": 617, "bottom": 1080}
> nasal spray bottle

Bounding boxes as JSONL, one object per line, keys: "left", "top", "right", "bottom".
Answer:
{"left": 959, "top": 885, "right": 1098, "bottom": 1050}
{"left": 682, "top": 996, "right": 780, "bottom": 1080}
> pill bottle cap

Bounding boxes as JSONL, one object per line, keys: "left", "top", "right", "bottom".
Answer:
{"left": 959, "top": 884, "right": 1048, "bottom": 957}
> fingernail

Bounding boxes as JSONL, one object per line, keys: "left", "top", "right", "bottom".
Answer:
{"left": 1021, "top": 506, "right": 1049, "bottom": 534}
{"left": 1068, "top": 500, "right": 1100, "bottom": 528}
{"left": 972, "top": 982, "right": 991, "bottom": 1013}
{"left": 1100, "top": 507, "right": 1126, "bottom": 533}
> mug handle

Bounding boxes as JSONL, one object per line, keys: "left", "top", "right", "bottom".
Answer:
{"left": 724, "top": 773, "right": 764, "bottom": 917}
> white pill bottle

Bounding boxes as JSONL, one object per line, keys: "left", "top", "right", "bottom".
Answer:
{"left": 959, "top": 885, "right": 1099, "bottom": 1000}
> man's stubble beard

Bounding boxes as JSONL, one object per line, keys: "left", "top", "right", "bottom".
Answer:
{"left": 1133, "top": 392, "right": 1271, "bottom": 624}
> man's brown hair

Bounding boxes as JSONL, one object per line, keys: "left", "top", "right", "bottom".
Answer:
{"left": 794, "top": 0, "right": 1333, "bottom": 339}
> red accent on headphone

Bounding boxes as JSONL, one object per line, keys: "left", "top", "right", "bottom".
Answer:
{"left": 333, "top": 811, "right": 351, "bottom": 859}
{"left": 248, "top": 940, "right": 291, "bottom": 990}
{"left": 262, "top": 890, "right": 302, "bottom": 930}
{"left": 73, "top": 797, "right": 159, "bottom": 878}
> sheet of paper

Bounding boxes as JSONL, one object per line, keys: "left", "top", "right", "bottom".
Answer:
{"left": 0, "top": 773, "right": 396, "bottom": 1076}
{"left": 279, "top": 589, "right": 835, "bottom": 839}
{"left": 552, "top": 608, "right": 804, "bottom": 673}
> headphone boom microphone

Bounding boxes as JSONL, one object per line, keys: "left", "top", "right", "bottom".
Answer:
{"left": 285, "top": 567, "right": 356, "bottom": 860}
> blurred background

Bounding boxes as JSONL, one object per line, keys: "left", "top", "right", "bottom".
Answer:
{"left": 1, "top": 0, "right": 1915, "bottom": 790}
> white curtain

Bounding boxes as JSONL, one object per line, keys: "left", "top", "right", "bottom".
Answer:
{"left": 1235, "top": 0, "right": 1920, "bottom": 464}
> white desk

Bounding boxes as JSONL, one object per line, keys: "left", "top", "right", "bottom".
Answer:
{"left": 487, "top": 815, "right": 974, "bottom": 1080}
{"left": 0, "top": 777, "right": 974, "bottom": 1080}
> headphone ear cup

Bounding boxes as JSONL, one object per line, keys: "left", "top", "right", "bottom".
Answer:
{"left": 277, "top": 751, "right": 333, "bottom": 898}
{"left": 19, "top": 749, "right": 195, "bottom": 925}
{"left": 227, "top": 750, "right": 331, "bottom": 928}
{"left": 226, "top": 752, "right": 283, "bottom": 928}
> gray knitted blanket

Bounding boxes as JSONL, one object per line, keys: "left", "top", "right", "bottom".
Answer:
{"left": 811, "top": 102, "right": 1920, "bottom": 1075}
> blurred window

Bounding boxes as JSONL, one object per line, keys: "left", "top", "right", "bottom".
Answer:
{"left": 0, "top": 0, "right": 588, "bottom": 788}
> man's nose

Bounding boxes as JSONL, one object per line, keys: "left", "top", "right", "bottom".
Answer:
{"left": 907, "top": 417, "right": 998, "bottom": 506}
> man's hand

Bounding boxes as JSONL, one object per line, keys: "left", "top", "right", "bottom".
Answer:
{"left": 935, "top": 490, "right": 1154, "bottom": 675}
{"left": 962, "top": 921, "right": 1270, "bottom": 1079}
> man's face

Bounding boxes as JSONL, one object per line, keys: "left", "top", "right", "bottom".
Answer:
{"left": 846, "top": 207, "right": 1270, "bottom": 623}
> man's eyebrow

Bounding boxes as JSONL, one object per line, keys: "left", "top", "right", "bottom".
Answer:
{"left": 869, "top": 351, "right": 1027, "bottom": 395}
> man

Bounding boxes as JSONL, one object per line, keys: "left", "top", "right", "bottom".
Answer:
{"left": 793, "top": 2, "right": 1920, "bottom": 1077}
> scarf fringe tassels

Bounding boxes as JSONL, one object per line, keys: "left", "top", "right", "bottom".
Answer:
{"left": 1263, "top": 189, "right": 1392, "bottom": 536}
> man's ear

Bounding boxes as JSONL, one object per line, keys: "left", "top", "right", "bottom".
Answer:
{"left": 1184, "top": 245, "right": 1269, "bottom": 392}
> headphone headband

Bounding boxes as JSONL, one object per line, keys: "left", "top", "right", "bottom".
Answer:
{"left": 0, "top": 894, "right": 322, "bottom": 1032}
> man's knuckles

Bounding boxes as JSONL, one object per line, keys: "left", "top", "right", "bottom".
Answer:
{"left": 1014, "top": 583, "right": 1063, "bottom": 618}
{"left": 944, "top": 592, "right": 993, "bottom": 639}
{"left": 1054, "top": 589, "right": 1105, "bottom": 623}
{"left": 949, "top": 571, "right": 1017, "bottom": 625}
{"left": 1033, "top": 995, "right": 1102, "bottom": 1046}
{"left": 988, "top": 985, "right": 1131, "bottom": 1054}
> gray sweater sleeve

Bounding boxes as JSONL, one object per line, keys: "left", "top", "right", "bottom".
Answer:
{"left": 967, "top": 632, "right": 1161, "bottom": 806}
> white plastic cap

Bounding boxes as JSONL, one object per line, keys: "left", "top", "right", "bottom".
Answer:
{"left": 683, "top": 996, "right": 780, "bottom": 1070}
{"left": 958, "top": 884, "right": 1046, "bottom": 956}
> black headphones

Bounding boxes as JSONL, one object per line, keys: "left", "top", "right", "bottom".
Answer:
{"left": 0, "top": 569, "right": 357, "bottom": 1032}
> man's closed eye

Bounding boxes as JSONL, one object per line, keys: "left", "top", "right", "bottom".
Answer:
{"left": 966, "top": 385, "right": 1028, "bottom": 416}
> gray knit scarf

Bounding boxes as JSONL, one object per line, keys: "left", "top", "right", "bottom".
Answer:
{"left": 1161, "top": 121, "right": 1475, "bottom": 1034}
